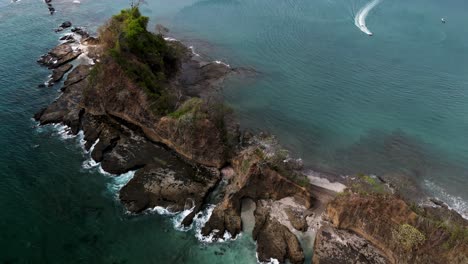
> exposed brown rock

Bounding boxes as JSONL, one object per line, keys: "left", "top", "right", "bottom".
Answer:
{"left": 313, "top": 225, "right": 389, "bottom": 264}
{"left": 253, "top": 201, "right": 304, "bottom": 264}
{"left": 284, "top": 207, "right": 308, "bottom": 232}
{"left": 202, "top": 147, "right": 313, "bottom": 243}
{"left": 320, "top": 194, "right": 468, "bottom": 264}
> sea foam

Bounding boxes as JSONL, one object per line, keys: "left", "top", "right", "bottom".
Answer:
{"left": 424, "top": 180, "right": 468, "bottom": 220}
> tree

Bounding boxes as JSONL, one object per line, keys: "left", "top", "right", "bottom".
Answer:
{"left": 130, "top": 0, "right": 146, "bottom": 8}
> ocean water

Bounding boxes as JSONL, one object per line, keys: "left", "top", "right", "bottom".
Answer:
{"left": 0, "top": 0, "right": 467, "bottom": 263}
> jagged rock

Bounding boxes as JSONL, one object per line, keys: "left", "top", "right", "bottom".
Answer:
{"left": 284, "top": 207, "right": 308, "bottom": 232}
{"left": 37, "top": 43, "right": 81, "bottom": 69}
{"left": 253, "top": 201, "right": 304, "bottom": 264}
{"left": 60, "top": 21, "right": 72, "bottom": 28}
{"left": 34, "top": 65, "right": 91, "bottom": 134}
{"left": 50, "top": 63, "right": 73, "bottom": 83}
{"left": 202, "top": 147, "right": 313, "bottom": 240}
{"left": 71, "top": 27, "right": 89, "bottom": 38}
{"left": 120, "top": 162, "right": 219, "bottom": 217}
{"left": 313, "top": 225, "right": 389, "bottom": 264}
{"left": 60, "top": 34, "right": 75, "bottom": 41}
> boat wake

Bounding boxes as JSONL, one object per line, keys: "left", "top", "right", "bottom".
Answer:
{"left": 354, "top": 0, "right": 381, "bottom": 36}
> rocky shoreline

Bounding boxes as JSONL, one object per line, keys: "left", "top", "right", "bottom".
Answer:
{"left": 34, "top": 8, "right": 468, "bottom": 264}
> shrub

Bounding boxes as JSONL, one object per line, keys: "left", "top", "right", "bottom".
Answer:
{"left": 393, "top": 224, "right": 426, "bottom": 250}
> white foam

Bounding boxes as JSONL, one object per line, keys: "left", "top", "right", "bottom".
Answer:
{"left": 88, "top": 138, "right": 100, "bottom": 154}
{"left": 255, "top": 253, "right": 280, "bottom": 264}
{"left": 149, "top": 199, "right": 197, "bottom": 231}
{"left": 424, "top": 180, "right": 468, "bottom": 220}
{"left": 354, "top": 0, "right": 382, "bottom": 36}
{"left": 214, "top": 60, "right": 231, "bottom": 68}
{"left": 164, "top": 37, "right": 177, "bottom": 42}
{"left": 53, "top": 123, "right": 77, "bottom": 140}
{"left": 106, "top": 170, "right": 136, "bottom": 194}
{"left": 188, "top": 46, "right": 201, "bottom": 57}
{"left": 192, "top": 204, "right": 239, "bottom": 243}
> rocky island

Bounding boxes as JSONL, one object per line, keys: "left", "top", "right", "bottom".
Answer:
{"left": 34, "top": 7, "right": 468, "bottom": 264}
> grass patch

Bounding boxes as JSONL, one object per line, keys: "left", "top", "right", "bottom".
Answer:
{"left": 356, "top": 173, "right": 385, "bottom": 194}
{"left": 168, "top": 98, "right": 204, "bottom": 119}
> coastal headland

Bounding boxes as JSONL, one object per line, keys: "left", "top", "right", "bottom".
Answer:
{"left": 34, "top": 7, "right": 468, "bottom": 264}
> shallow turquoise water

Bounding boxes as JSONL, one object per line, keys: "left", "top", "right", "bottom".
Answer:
{"left": 0, "top": 0, "right": 468, "bottom": 263}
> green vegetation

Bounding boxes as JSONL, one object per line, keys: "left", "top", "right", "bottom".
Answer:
{"left": 350, "top": 173, "right": 386, "bottom": 195}
{"left": 94, "top": 6, "right": 183, "bottom": 115}
{"left": 393, "top": 223, "right": 426, "bottom": 250}
{"left": 436, "top": 221, "right": 468, "bottom": 249}
{"left": 249, "top": 136, "right": 309, "bottom": 187}
{"left": 168, "top": 98, "right": 204, "bottom": 119}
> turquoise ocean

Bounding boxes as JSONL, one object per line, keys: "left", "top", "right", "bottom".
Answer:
{"left": 1, "top": 0, "right": 467, "bottom": 263}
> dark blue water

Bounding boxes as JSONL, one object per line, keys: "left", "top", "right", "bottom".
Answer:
{"left": 1, "top": 0, "right": 467, "bottom": 263}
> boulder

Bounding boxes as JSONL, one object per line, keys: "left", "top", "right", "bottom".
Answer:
{"left": 60, "top": 21, "right": 72, "bottom": 28}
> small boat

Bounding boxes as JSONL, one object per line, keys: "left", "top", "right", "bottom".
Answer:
{"left": 441, "top": 18, "right": 446, "bottom": 23}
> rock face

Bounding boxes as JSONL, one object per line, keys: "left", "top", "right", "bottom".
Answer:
{"left": 313, "top": 225, "right": 389, "bottom": 264}
{"left": 81, "top": 54, "right": 233, "bottom": 169}
{"left": 201, "top": 147, "right": 314, "bottom": 240}
{"left": 253, "top": 201, "right": 305, "bottom": 264}
{"left": 120, "top": 162, "right": 219, "bottom": 222}
{"left": 50, "top": 63, "right": 73, "bottom": 84}
{"left": 314, "top": 194, "right": 468, "bottom": 264}
{"left": 36, "top": 65, "right": 91, "bottom": 133}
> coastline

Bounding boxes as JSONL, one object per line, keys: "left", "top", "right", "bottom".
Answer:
{"left": 33, "top": 8, "right": 468, "bottom": 264}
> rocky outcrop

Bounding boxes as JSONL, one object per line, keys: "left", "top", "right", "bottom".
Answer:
{"left": 35, "top": 65, "right": 91, "bottom": 133}
{"left": 284, "top": 207, "right": 308, "bottom": 232}
{"left": 314, "top": 194, "right": 468, "bottom": 264}
{"left": 37, "top": 43, "right": 81, "bottom": 69}
{"left": 313, "top": 225, "right": 389, "bottom": 264}
{"left": 50, "top": 63, "right": 73, "bottom": 84}
{"left": 120, "top": 161, "right": 219, "bottom": 220}
{"left": 195, "top": 146, "right": 317, "bottom": 263}
{"left": 254, "top": 201, "right": 305, "bottom": 264}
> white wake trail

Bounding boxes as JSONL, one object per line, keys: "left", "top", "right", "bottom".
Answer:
{"left": 354, "top": 0, "right": 382, "bottom": 36}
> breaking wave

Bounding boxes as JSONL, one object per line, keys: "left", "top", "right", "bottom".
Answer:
{"left": 424, "top": 180, "right": 468, "bottom": 220}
